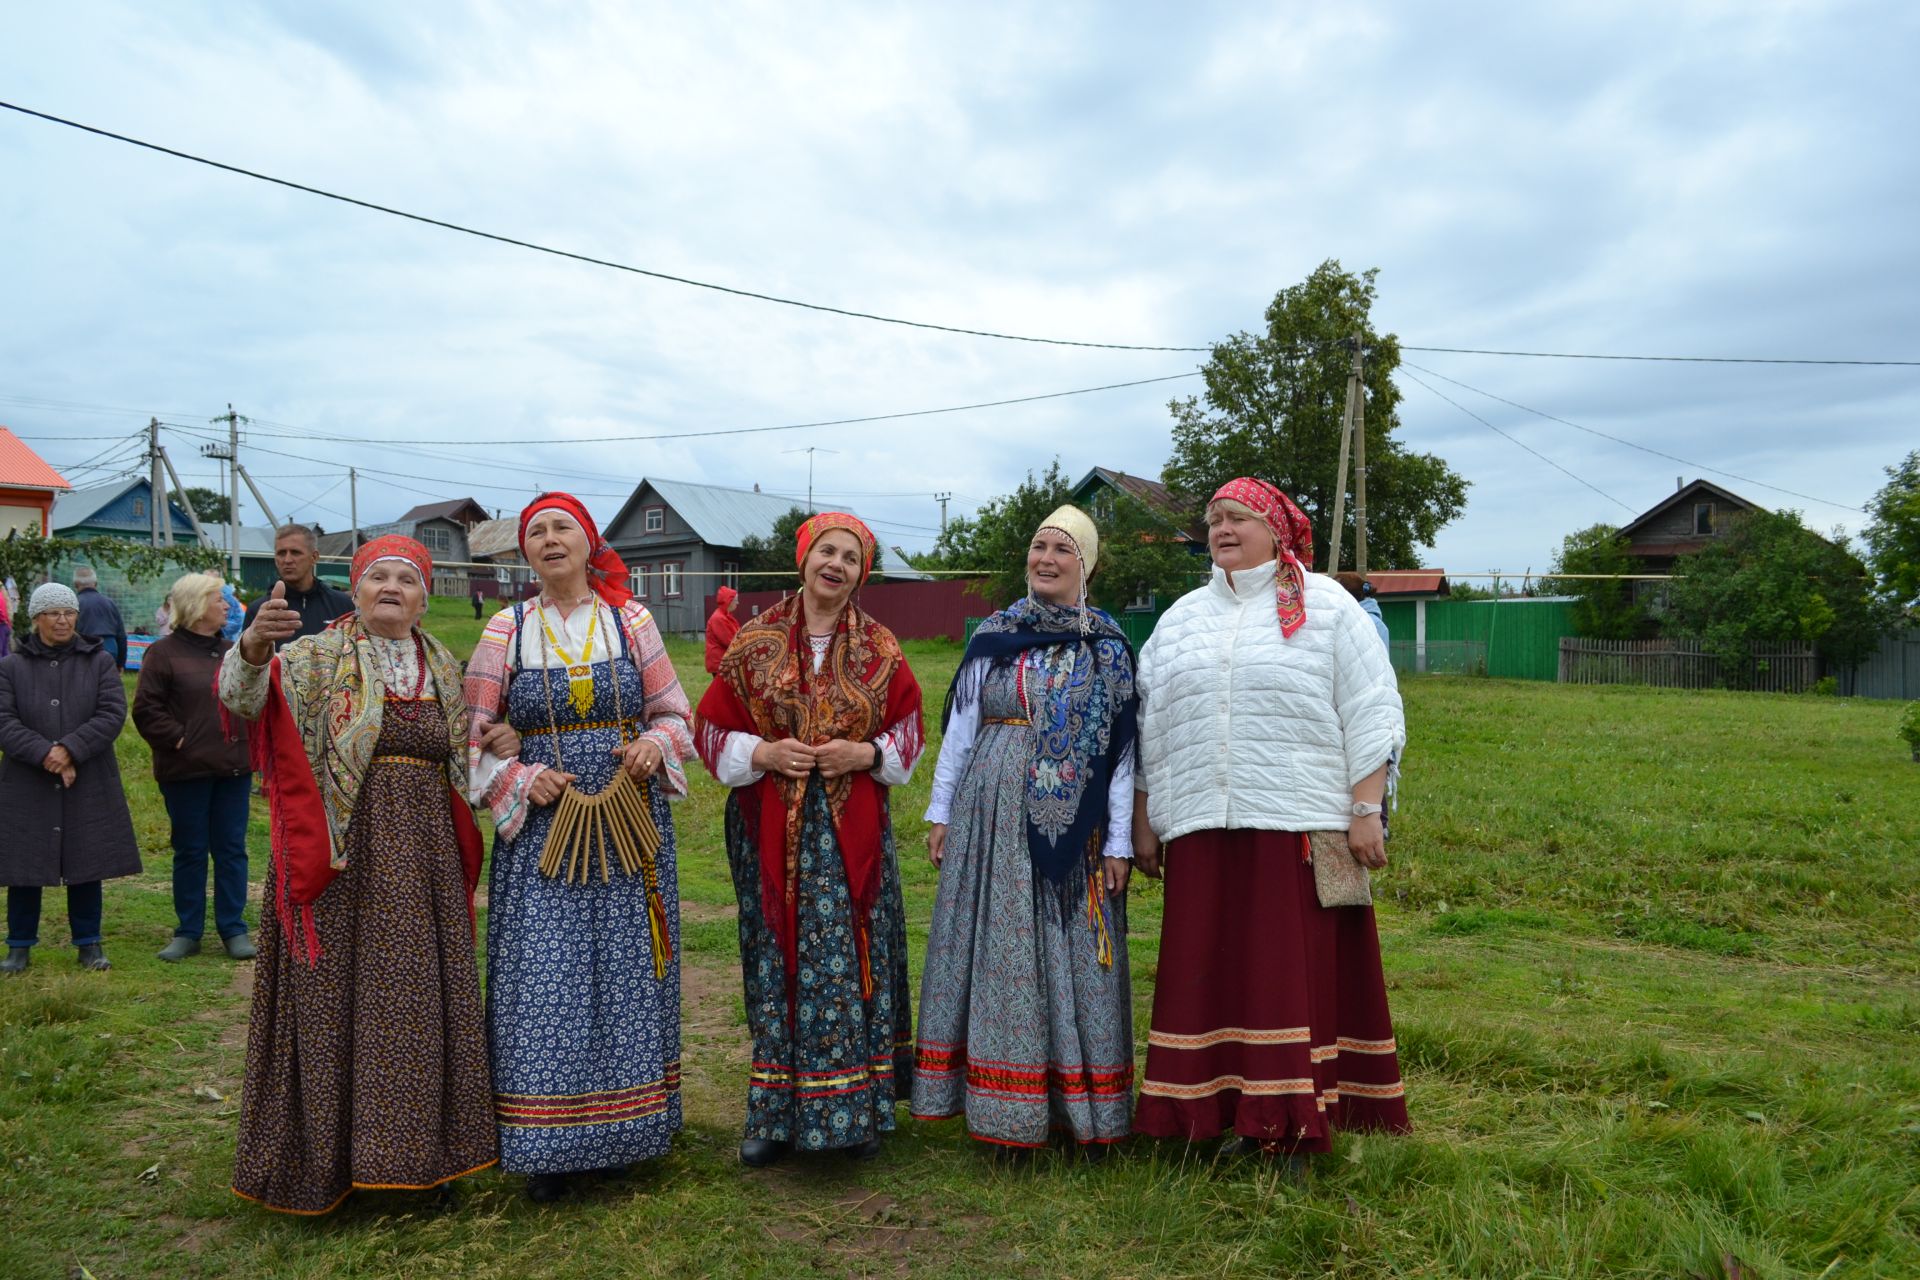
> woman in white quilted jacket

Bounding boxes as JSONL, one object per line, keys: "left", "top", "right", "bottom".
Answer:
{"left": 1130, "top": 477, "right": 1410, "bottom": 1169}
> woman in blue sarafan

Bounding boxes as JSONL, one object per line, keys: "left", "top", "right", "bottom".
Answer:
{"left": 912, "top": 504, "right": 1140, "bottom": 1155}
{"left": 467, "top": 494, "right": 695, "bottom": 1204}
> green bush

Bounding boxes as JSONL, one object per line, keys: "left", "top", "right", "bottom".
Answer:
{"left": 1900, "top": 700, "right": 1920, "bottom": 752}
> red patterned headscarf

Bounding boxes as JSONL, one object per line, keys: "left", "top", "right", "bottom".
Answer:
{"left": 518, "top": 492, "right": 633, "bottom": 608}
{"left": 794, "top": 511, "right": 876, "bottom": 584}
{"left": 1210, "top": 477, "right": 1313, "bottom": 639}
{"left": 351, "top": 534, "right": 433, "bottom": 590}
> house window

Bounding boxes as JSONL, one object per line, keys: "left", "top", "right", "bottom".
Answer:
{"left": 723, "top": 560, "right": 739, "bottom": 590}
{"left": 633, "top": 564, "right": 650, "bottom": 599}
{"left": 644, "top": 507, "right": 665, "bottom": 533}
{"left": 132, "top": 498, "right": 146, "bottom": 518}
{"left": 662, "top": 562, "right": 683, "bottom": 598}
{"left": 1693, "top": 502, "right": 1715, "bottom": 535}
{"left": 422, "top": 526, "right": 453, "bottom": 554}
{"left": 1093, "top": 494, "right": 1114, "bottom": 521}
{"left": 1128, "top": 589, "right": 1155, "bottom": 612}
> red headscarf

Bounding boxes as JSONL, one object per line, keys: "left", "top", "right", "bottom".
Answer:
{"left": 1211, "top": 477, "right": 1314, "bottom": 639}
{"left": 795, "top": 511, "right": 876, "bottom": 583}
{"left": 350, "top": 533, "right": 433, "bottom": 590}
{"left": 518, "top": 492, "right": 633, "bottom": 608}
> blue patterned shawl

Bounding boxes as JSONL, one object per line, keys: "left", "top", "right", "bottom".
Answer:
{"left": 942, "top": 597, "right": 1138, "bottom": 891}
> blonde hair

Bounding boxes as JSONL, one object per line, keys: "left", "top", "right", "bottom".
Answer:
{"left": 1206, "top": 497, "right": 1261, "bottom": 521}
{"left": 168, "top": 573, "right": 226, "bottom": 630}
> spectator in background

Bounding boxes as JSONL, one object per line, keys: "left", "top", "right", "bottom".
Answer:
{"left": 0, "top": 581, "right": 11, "bottom": 658}
{"left": 472, "top": 586, "right": 485, "bottom": 620}
{"left": 73, "top": 565, "right": 128, "bottom": 670}
{"left": 243, "top": 524, "right": 351, "bottom": 647}
{"left": 134, "top": 573, "right": 254, "bottom": 962}
{"left": 209, "top": 568, "right": 245, "bottom": 643}
{"left": 703, "top": 584, "right": 741, "bottom": 675}
{"left": 0, "top": 584, "right": 143, "bottom": 975}
{"left": 1334, "top": 571, "right": 1392, "bottom": 652}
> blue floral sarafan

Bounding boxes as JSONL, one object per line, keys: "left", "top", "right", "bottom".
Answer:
{"left": 944, "top": 597, "right": 1137, "bottom": 894}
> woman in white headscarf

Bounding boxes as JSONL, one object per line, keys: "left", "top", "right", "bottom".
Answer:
{"left": 911, "top": 505, "right": 1139, "bottom": 1156}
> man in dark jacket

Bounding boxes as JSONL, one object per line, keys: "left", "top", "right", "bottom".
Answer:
{"left": 242, "top": 523, "right": 352, "bottom": 647}
{"left": 73, "top": 565, "right": 128, "bottom": 670}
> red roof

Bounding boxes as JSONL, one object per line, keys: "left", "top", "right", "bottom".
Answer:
{"left": 0, "top": 427, "right": 72, "bottom": 492}
{"left": 1366, "top": 570, "right": 1447, "bottom": 596}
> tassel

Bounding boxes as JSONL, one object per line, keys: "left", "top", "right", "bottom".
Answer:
{"left": 1085, "top": 835, "right": 1113, "bottom": 969}
{"left": 856, "top": 920, "right": 874, "bottom": 1000}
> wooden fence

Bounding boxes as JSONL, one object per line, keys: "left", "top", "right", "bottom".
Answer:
{"left": 1557, "top": 637, "right": 1817, "bottom": 692}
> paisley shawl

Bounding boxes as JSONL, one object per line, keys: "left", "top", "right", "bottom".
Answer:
{"left": 695, "top": 593, "right": 922, "bottom": 1000}
{"left": 944, "top": 596, "right": 1137, "bottom": 893}
{"left": 248, "top": 613, "right": 482, "bottom": 965}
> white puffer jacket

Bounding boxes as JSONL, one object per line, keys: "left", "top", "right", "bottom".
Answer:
{"left": 1137, "top": 560, "right": 1404, "bottom": 841}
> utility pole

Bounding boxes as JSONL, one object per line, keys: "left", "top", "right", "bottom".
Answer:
{"left": 147, "top": 418, "right": 163, "bottom": 547}
{"left": 1327, "top": 342, "right": 1358, "bottom": 575}
{"left": 935, "top": 491, "right": 952, "bottom": 533}
{"left": 1351, "top": 337, "right": 1369, "bottom": 576}
{"left": 155, "top": 441, "right": 208, "bottom": 547}
{"left": 349, "top": 467, "right": 360, "bottom": 554}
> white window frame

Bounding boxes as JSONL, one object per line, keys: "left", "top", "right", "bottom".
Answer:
{"left": 644, "top": 507, "right": 665, "bottom": 533}
{"left": 633, "top": 564, "right": 650, "bottom": 599}
{"left": 723, "top": 560, "right": 739, "bottom": 590}
{"left": 662, "top": 561, "right": 683, "bottom": 598}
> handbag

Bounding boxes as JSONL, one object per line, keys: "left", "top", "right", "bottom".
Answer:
{"left": 1307, "top": 830, "right": 1372, "bottom": 908}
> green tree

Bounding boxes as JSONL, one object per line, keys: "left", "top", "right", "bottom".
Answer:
{"left": 180, "top": 486, "right": 232, "bottom": 526}
{"left": 1541, "top": 523, "right": 1646, "bottom": 639}
{"left": 738, "top": 507, "right": 814, "bottom": 581}
{"left": 1666, "top": 509, "right": 1887, "bottom": 684}
{"left": 939, "top": 461, "right": 1204, "bottom": 613}
{"left": 1162, "top": 260, "right": 1469, "bottom": 572}
{"left": 1862, "top": 450, "right": 1920, "bottom": 611}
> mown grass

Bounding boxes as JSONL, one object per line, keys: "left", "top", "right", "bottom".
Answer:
{"left": 1, "top": 597, "right": 1915, "bottom": 1278}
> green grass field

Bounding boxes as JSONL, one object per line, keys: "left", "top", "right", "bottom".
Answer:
{"left": 2, "top": 597, "right": 1915, "bottom": 1278}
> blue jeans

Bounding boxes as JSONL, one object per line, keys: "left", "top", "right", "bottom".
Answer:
{"left": 159, "top": 775, "right": 253, "bottom": 941}
{"left": 7, "top": 882, "right": 104, "bottom": 948}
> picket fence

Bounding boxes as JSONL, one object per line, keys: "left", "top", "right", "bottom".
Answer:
{"left": 1557, "top": 637, "right": 1818, "bottom": 692}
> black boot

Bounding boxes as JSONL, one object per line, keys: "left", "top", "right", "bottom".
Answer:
{"left": 0, "top": 947, "right": 28, "bottom": 976}
{"left": 526, "top": 1173, "right": 570, "bottom": 1203}
{"left": 847, "top": 1135, "right": 883, "bottom": 1162}
{"left": 739, "top": 1138, "right": 788, "bottom": 1168}
{"left": 76, "top": 944, "right": 110, "bottom": 971}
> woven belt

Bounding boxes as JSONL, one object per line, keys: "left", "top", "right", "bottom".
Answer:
{"left": 982, "top": 716, "right": 1031, "bottom": 727}
{"left": 371, "top": 754, "right": 440, "bottom": 768}
{"left": 524, "top": 718, "right": 630, "bottom": 736}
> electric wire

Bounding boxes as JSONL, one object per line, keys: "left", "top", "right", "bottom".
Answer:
{"left": 1396, "top": 368, "right": 1636, "bottom": 514}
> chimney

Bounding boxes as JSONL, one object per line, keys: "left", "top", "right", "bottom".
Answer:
{"left": 1675, "top": 476, "right": 1683, "bottom": 492}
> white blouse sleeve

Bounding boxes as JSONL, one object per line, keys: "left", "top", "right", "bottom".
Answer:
{"left": 1101, "top": 740, "right": 1136, "bottom": 859}
{"left": 712, "top": 730, "right": 766, "bottom": 788}
{"left": 923, "top": 662, "right": 985, "bottom": 824}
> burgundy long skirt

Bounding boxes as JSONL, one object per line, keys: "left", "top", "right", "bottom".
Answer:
{"left": 1133, "top": 828, "right": 1410, "bottom": 1151}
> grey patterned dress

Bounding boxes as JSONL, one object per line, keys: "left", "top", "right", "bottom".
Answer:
{"left": 912, "top": 657, "right": 1135, "bottom": 1148}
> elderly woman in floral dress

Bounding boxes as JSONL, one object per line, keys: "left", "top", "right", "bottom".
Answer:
{"left": 221, "top": 536, "right": 497, "bottom": 1214}
{"left": 1131, "top": 479, "right": 1409, "bottom": 1170}
{"left": 466, "top": 493, "right": 695, "bottom": 1203}
{"left": 912, "top": 505, "right": 1139, "bottom": 1156}
{"left": 695, "top": 512, "right": 924, "bottom": 1168}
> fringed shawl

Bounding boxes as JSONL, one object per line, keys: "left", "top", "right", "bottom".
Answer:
{"left": 242, "top": 615, "right": 483, "bottom": 966}
{"left": 944, "top": 597, "right": 1137, "bottom": 893}
{"left": 694, "top": 594, "right": 922, "bottom": 1004}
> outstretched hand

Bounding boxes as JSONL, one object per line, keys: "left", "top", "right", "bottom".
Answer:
{"left": 241, "top": 581, "right": 298, "bottom": 663}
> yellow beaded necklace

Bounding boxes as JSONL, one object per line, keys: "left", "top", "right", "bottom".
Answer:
{"left": 536, "top": 599, "right": 600, "bottom": 717}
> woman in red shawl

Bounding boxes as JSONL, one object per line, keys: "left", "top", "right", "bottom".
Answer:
{"left": 704, "top": 584, "right": 741, "bottom": 675}
{"left": 695, "top": 513, "right": 924, "bottom": 1167}
{"left": 219, "top": 536, "right": 497, "bottom": 1214}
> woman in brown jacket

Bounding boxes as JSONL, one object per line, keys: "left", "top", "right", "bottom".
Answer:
{"left": 133, "top": 573, "right": 255, "bottom": 961}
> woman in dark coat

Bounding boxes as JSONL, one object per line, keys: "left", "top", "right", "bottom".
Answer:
{"left": 0, "top": 583, "right": 143, "bottom": 974}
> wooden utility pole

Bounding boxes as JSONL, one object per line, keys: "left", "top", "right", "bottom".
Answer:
{"left": 147, "top": 418, "right": 163, "bottom": 547}
{"left": 349, "top": 467, "right": 360, "bottom": 554}
{"left": 1351, "top": 337, "right": 1369, "bottom": 575}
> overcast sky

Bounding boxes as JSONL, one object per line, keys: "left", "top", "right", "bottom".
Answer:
{"left": 5, "top": 1, "right": 1916, "bottom": 579}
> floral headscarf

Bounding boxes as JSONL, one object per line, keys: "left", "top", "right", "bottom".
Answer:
{"left": 1211, "top": 477, "right": 1314, "bottom": 639}
{"left": 794, "top": 512, "right": 876, "bottom": 583}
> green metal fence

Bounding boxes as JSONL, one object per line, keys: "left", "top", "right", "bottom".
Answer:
{"left": 1377, "top": 598, "right": 1575, "bottom": 681}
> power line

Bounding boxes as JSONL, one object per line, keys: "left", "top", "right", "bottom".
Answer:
{"left": 1397, "top": 368, "right": 1636, "bottom": 514}
{"left": 1401, "top": 362, "right": 1866, "bottom": 513}
{"left": 0, "top": 100, "right": 1209, "bottom": 354}
{"left": 1400, "top": 345, "right": 1920, "bottom": 367}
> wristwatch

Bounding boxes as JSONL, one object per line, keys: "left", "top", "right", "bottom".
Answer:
{"left": 1350, "top": 801, "right": 1383, "bottom": 818}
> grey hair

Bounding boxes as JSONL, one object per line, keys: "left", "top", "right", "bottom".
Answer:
{"left": 72, "top": 564, "right": 99, "bottom": 589}
{"left": 274, "top": 522, "right": 319, "bottom": 549}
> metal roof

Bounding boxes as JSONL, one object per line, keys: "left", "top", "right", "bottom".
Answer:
{"left": 0, "top": 428, "right": 71, "bottom": 492}
{"left": 645, "top": 478, "right": 806, "bottom": 549}
{"left": 52, "top": 478, "right": 145, "bottom": 528}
